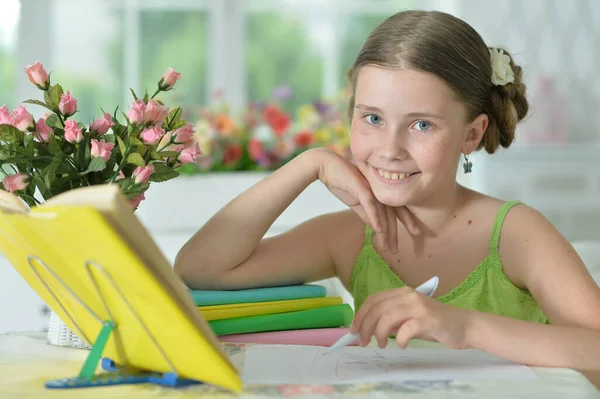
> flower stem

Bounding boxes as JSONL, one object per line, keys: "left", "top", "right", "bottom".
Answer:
{"left": 150, "top": 88, "right": 161, "bottom": 99}
{"left": 109, "top": 146, "right": 131, "bottom": 184}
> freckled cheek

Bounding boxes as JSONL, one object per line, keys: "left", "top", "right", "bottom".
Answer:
{"left": 349, "top": 125, "right": 374, "bottom": 162}
{"left": 417, "top": 143, "right": 457, "bottom": 172}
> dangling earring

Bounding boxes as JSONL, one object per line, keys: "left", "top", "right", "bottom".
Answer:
{"left": 462, "top": 154, "right": 473, "bottom": 174}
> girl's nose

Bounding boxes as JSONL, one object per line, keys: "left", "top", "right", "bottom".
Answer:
{"left": 378, "top": 131, "right": 409, "bottom": 161}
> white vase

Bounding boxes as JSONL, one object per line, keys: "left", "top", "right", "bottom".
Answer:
{"left": 47, "top": 310, "right": 90, "bottom": 349}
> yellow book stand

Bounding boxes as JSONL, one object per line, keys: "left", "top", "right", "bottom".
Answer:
{"left": 0, "top": 186, "right": 242, "bottom": 391}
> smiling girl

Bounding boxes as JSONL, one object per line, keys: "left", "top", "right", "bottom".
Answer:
{"left": 175, "top": 10, "right": 600, "bottom": 370}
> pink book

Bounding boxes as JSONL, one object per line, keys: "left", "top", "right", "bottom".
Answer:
{"left": 218, "top": 327, "right": 358, "bottom": 346}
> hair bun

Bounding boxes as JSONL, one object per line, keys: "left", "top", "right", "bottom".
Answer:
{"left": 481, "top": 48, "right": 529, "bottom": 154}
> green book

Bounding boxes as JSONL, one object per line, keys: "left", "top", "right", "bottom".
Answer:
{"left": 208, "top": 304, "right": 354, "bottom": 336}
{"left": 189, "top": 284, "right": 326, "bottom": 306}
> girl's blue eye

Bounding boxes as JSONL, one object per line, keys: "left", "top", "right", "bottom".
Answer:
{"left": 413, "top": 120, "right": 432, "bottom": 131}
{"left": 365, "top": 114, "right": 382, "bottom": 125}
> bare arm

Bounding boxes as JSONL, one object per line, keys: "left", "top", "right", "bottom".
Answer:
{"left": 465, "top": 205, "right": 600, "bottom": 370}
{"left": 175, "top": 148, "right": 327, "bottom": 289}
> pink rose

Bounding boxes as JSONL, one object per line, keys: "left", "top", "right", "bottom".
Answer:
{"left": 24, "top": 61, "right": 50, "bottom": 90}
{"left": 10, "top": 106, "right": 35, "bottom": 131}
{"left": 178, "top": 143, "right": 201, "bottom": 164}
{"left": 64, "top": 120, "right": 83, "bottom": 143}
{"left": 158, "top": 67, "right": 181, "bottom": 90}
{"left": 144, "top": 100, "right": 168, "bottom": 126}
{"left": 2, "top": 173, "right": 29, "bottom": 193}
{"left": 172, "top": 122, "right": 195, "bottom": 143}
{"left": 35, "top": 117, "right": 53, "bottom": 142}
{"left": 0, "top": 105, "right": 12, "bottom": 124}
{"left": 128, "top": 192, "right": 145, "bottom": 209}
{"left": 140, "top": 126, "right": 165, "bottom": 145}
{"left": 90, "top": 139, "right": 114, "bottom": 162}
{"left": 127, "top": 100, "right": 146, "bottom": 124}
{"left": 59, "top": 91, "right": 78, "bottom": 117}
{"left": 90, "top": 113, "right": 115, "bottom": 135}
{"left": 132, "top": 163, "right": 155, "bottom": 184}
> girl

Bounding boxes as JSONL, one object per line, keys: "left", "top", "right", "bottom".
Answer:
{"left": 175, "top": 10, "right": 600, "bottom": 370}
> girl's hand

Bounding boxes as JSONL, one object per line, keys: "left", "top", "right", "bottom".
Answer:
{"left": 350, "top": 286, "right": 474, "bottom": 349}
{"left": 315, "top": 148, "right": 419, "bottom": 253}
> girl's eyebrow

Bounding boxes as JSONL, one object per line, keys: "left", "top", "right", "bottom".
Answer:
{"left": 355, "top": 104, "right": 445, "bottom": 121}
{"left": 405, "top": 112, "right": 445, "bottom": 120}
{"left": 355, "top": 104, "right": 384, "bottom": 113}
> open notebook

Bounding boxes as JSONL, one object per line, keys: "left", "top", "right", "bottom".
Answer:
{"left": 0, "top": 185, "right": 242, "bottom": 391}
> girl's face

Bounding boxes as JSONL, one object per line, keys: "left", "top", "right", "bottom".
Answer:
{"left": 350, "top": 65, "right": 486, "bottom": 207}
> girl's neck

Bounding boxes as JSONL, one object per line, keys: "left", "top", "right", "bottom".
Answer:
{"left": 404, "top": 182, "right": 470, "bottom": 236}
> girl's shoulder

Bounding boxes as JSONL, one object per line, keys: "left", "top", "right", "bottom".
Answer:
{"left": 324, "top": 210, "right": 370, "bottom": 284}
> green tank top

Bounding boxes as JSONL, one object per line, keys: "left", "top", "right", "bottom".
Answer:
{"left": 349, "top": 200, "right": 548, "bottom": 324}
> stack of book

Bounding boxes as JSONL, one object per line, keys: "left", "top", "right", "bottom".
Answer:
{"left": 189, "top": 284, "right": 356, "bottom": 346}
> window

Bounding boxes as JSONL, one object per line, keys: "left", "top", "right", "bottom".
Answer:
{"left": 140, "top": 10, "right": 208, "bottom": 118}
{"left": 0, "top": 0, "right": 19, "bottom": 111}
{"left": 47, "top": 0, "right": 124, "bottom": 124}
{"left": 245, "top": 13, "right": 323, "bottom": 113}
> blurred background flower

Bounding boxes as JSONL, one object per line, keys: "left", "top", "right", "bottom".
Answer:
{"left": 179, "top": 85, "right": 352, "bottom": 174}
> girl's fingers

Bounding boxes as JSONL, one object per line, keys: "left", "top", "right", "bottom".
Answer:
{"left": 394, "top": 206, "right": 420, "bottom": 235}
{"left": 376, "top": 201, "right": 389, "bottom": 252}
{"left": 394, "top": 318, "right": 423, "bottom": 349}
{"left": 386, "top": 206, "right": 398, "bottom": 253}
{"left": 359, "top": 192, "right": 382, "bottom": 234}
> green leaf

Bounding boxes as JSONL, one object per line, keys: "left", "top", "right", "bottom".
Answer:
{"left": 143, "top": 89, "right": 149, "bottom": 103}
{"left": 116, "top": 135, "right": 126, "bottom": 156}
{"left": 123, "top": 181, "right": 150, "bottom": 199}
{"left": 173, "top": 120, "right": 188, "bottom": 130}
{"left": 149, "top": 162, "right": 180, "bottom": 182}
{"left": 157, "top": 150, "right": 179, "bottom": 158}
{"left": 164, "top": 107, "right": 182, "bottom": 130}
{"left": 102, "top": 133, "right": 116, "bottom": 145}
{"left": 130, "top": 137, "right": 144, "bottom": 147}
{"left": 44, "top": 153, "right": 63, "bottom": 185}
{"left": 126, "top": 152, "right": 145, "bottom": 167}
{"left": 0, "top": 124, "right": 24, "bottom": 144}
{"left": 130, "top": 88, "right": 138, "bottom": 101}
{"left": 56, "top": 157, "right": 74, "bottom": 174}
{"left": 44, "top": 84, "right": 64, "bottom": 110}
{"left": 45, "top": 114, "right": 62, "bottom": 129}
{"left": 136, "top": 145, "right": 147, "bottom": 156}
{"left": 78, "top": 135, "right": 90, "bottom": 171}
{"left": 23, "top": 133, "right": 34, "bottom": 158}
{"left": 48, "top": 135, "right": 62, "bottom": 155}
{"left": 150, "top": 150, "right": 162, "bottom": 160}
{"left": 23, "top": 99, "right": 54, "bottom": 112}
{"left": 83, "top": 157, "right": 106, "bottom": 174}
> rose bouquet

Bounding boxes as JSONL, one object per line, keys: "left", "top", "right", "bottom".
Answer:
{"left": 0, "top": 62, "right": 201, "bottom": 210}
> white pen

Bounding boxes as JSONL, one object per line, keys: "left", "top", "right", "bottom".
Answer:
{"left": 322, "top": 276, "right": 439, "bottom": 355}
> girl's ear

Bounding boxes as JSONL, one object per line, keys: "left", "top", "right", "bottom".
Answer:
{"left": 462, "top": 113, "right": 488, "bottom": 154}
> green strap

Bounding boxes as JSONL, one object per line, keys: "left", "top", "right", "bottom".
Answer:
{"left": 488, "top": 200, "right": 523, "bottom": 250}
{"left": 79, "top": 321, "right": 115, "bottom": 380}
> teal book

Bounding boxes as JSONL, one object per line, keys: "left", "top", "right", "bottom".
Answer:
{"left": 208, "top": 304, "right": 354, "bottom": 336}
{"left": 189, "top": 284, "right": 327, "bottom": 306}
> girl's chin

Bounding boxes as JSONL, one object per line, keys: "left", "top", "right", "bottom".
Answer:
{"left": 372, "top": 192, "right": 411, "bottom": 208}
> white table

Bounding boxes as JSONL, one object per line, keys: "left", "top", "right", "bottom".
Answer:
{"left": 1, "top": 331, "right": 598, "bottom": 398}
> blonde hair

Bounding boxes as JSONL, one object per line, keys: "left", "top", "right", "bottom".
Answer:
{"left": 346, "top": 10, "right": 529, "bottom": 154}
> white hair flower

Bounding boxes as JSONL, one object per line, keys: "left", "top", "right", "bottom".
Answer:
{"left": 489, "top": 48, "right": 515, "bottom": 86}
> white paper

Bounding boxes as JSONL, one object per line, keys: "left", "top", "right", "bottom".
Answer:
{"left": 242, "top": 345, "right": 538, "bottom": 385}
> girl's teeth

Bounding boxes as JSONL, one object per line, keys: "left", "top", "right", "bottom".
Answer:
{"left": 377, "top": 168, "right": 412, "bottom": 181}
